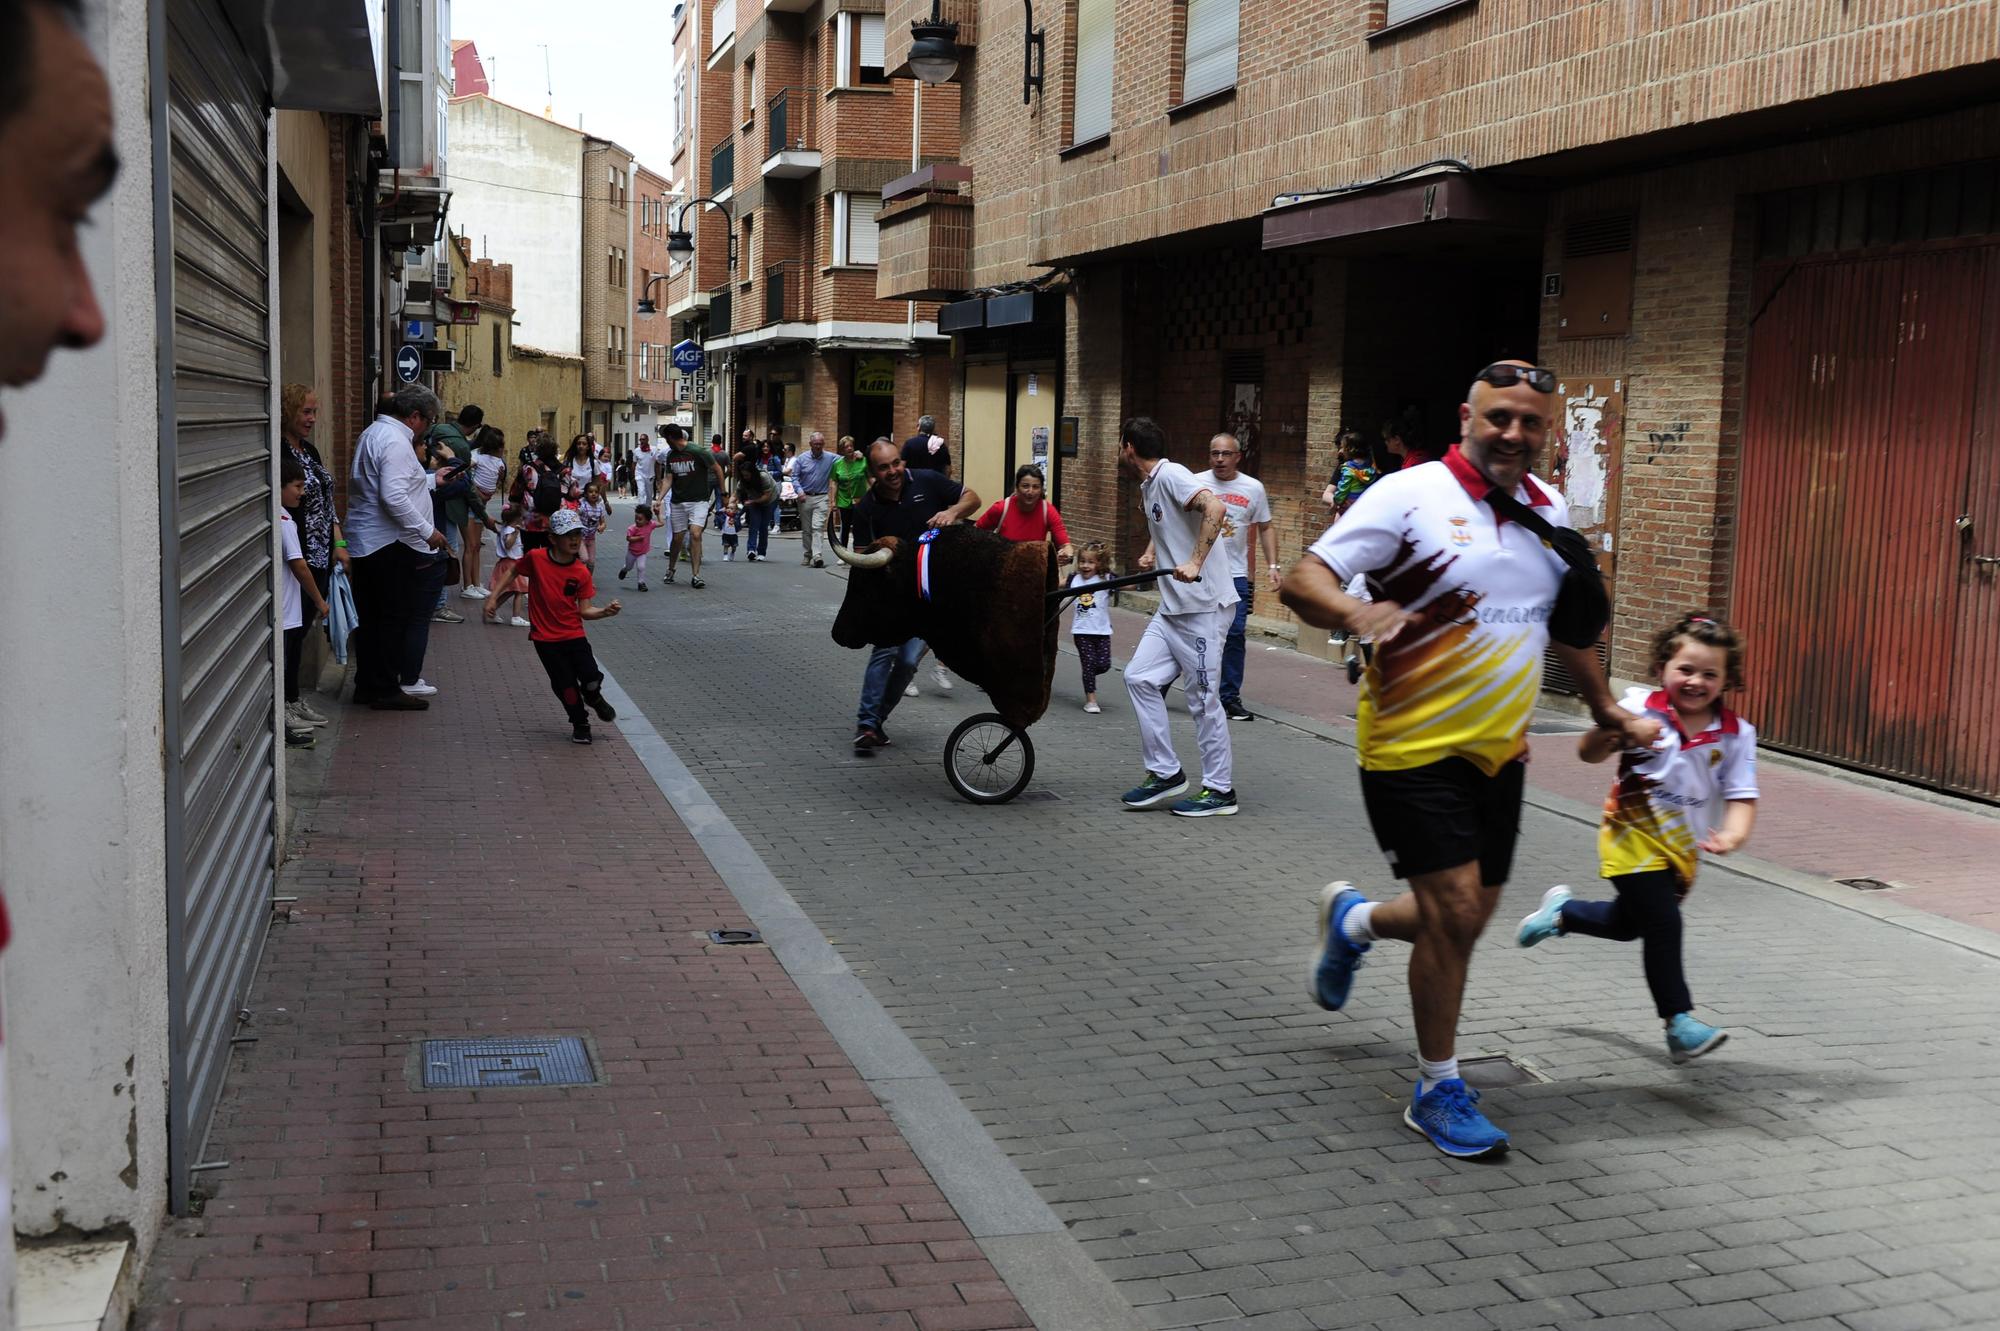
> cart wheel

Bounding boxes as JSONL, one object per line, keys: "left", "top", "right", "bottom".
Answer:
{"left": 944, "top": 712, "right": 1036, "bottom": 804}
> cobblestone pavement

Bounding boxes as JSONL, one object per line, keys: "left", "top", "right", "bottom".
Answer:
{"left": 595, "top": 534, "right": 2000, "bottom": 1331}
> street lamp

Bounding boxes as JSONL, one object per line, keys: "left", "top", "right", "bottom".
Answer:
{"left": 636, "top": 273, "right": 670, "bottom": 317}
{"left": 907, "top": 0, "right": 1041, "bottom": 105}
{"left": 641, "top": 196, "right": 738, "bottom": 314}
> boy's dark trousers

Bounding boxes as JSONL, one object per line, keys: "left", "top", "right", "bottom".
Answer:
{"left": 533, "top": 637, "right": 604, "bottom": 727}
{"left": 1559, "top": 869, "right": 1692, "bottom": 1018}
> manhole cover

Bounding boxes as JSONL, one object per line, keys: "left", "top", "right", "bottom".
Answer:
{"left": 1459, "top": 1055, "right": 1542, "bottom": 1089}
{"left": 1837, "top": 876, "right": 1897, "bottom": 891}
{"left": 421, "top": 1036, "right": 596, "bottom": 1089}
{"left": 708, "top": 928, "right": 763, "bottom": 945}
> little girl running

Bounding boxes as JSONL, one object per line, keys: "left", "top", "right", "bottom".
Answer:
{"left": 1516, "top": 613, "right": 1759, "bottom": 1063}
{"left": 618, "top": 504, "right": 666, "bottom": 591}
{"left": 1068, "top": 542, "right": 1114, "bottom": 714}
{"left": 577, "top": 482, "right": 610, "bottom": 567}
{"left": 484, "top": 503, "right": 529, "bottom": 627}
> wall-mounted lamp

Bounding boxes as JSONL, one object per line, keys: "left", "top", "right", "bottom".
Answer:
{"left": 907, "top": 0, "right": 1042, "bottom": 106}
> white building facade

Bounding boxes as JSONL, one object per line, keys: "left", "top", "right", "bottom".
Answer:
{"left": 447, "top": 94, "right": 586, "bottom": 358}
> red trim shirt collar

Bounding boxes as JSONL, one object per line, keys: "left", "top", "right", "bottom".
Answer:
{"left": 1645, "top": 689, "right": 1740, "bottom": 747}
{"left": 1442, "top": 444, "right": 1556, "bottom": 515}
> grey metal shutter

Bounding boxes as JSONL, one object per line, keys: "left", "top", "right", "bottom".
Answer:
{"left": 1181, "top": 0, "right": 1237, "bottom": 103}
{"left": 1071, "top": 0, "right": 1113, "bottom": 145}
{"left": 162, "top": 0, "right": 277, "bottom": 1212}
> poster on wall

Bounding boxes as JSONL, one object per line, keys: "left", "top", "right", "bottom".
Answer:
{"left": 1031, "top": 425, "right": 1050, "bottom": 480}
{"left": 1554, "top": 377, "right": 1623, "bottom": 580}
{"left": 854, "top": 355, "right": 896, "bottom": 396}
{"left": 1225, "top": 379, "right": 1262, "bottom": 469}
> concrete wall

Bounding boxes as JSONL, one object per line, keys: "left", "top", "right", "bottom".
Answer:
{"left": 447, "top": 95, "right": 584, "bottom": 356}
{"left": 2, "top": 0, "right": 171, "bottom": 1253}
{"left": 275, "top": 111, "right": 335, "bottom": 420}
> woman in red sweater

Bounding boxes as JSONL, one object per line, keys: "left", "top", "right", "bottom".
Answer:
{"left": 976, "top": 464, "right": 1075, "bottom": 566}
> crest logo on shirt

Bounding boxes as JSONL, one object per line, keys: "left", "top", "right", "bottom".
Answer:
{"left": 1448, "top": 516, "right": 1473, "bottom": 547}
{"left": 1151, "top": 502, "right": 1164, "bottom": 522}
{"left": 564, "top": 578, "right": 582, "bottom": 597}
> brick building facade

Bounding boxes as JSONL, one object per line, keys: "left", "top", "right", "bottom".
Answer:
{"left": 878, "top": 0, "right": 2000, "bottom": 797}
{"left": 662, "top": 0, "right": 965, "bottom": 453}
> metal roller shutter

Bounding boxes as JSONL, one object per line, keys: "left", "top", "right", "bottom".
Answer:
{"left": 162, "top": 0, "right": 277, "bottom": 1211}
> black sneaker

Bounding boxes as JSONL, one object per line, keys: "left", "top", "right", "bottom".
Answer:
{"left": 617, "top": 567, "right": 627, "bottom": 580}
{"left": 1224, "top": 701, "right": 1254, "bottom": 721}
{"left": 690, "top": 576, "right": 704, "bottom": 589}
{"left": 1346, "top": 655, "right": 1363, "bottom": 686}
{"left": 853, "top": 727, "right": 888, "bottom": 751}
{"left": 584, "top": 687, "right": 616, "bottom": 722}
{"left": 571, "top": 723, "right": 593, "bottom": 745}
{"left": 664, "top": 568, "right": 676, "bottom": 583}
{"left": 285, "top": 728, "right": 315, "bottom": 749}
{"left": 812, "top": 558, "right": 825, "bottom": 569}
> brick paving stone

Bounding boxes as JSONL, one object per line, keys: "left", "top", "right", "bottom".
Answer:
{"left": 133, "top": 616, "right": 1033, "bottom": 1331}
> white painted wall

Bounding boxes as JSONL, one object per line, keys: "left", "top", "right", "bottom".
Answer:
{"left": 447, "top": 96, "right": 583, "bottom": 356}
{"left": 0, "top": 0, "right": 171, "bottom": 1256}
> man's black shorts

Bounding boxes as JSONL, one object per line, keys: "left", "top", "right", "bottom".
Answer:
{"left": 1359, "top": 756, "right": 1526, "bottom": 884}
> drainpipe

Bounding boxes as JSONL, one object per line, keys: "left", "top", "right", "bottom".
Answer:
{"left": 906, "top": 80, "right": 919, "bottom": 346}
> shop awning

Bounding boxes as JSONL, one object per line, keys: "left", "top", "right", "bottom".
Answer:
{"left": 1263, "top": 171, "right": 1542, "bottom": 254}
{"left": 226, "top": 0, "right": 387, "bottom": 117}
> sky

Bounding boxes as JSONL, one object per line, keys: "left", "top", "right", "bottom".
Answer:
{"left": 452, "top": 0, "right": 679, "bottom": 172}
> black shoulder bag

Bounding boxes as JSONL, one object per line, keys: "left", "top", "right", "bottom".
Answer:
{"left": 1482, "top": 486, "right": 1609, "bottom": 650}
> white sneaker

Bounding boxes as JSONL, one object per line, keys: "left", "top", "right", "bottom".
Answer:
{"left": 460, "top": 585, "right": 487, "bottom": 600}
{"left": 904, "top": 683, "right": 919, "bottom": 697}
{"left": 293, "top": 699, "right": 327, "bottom": 725}
{"left": 285, "top": 701, "right": 327, "bottom": 729}
{"left": 930, "top": 662, "right": 954, "bottom": 691}
{"left": 1083, "top": 701, "right": 1101, "bottom": 714}
{"left": 509, "top": 615, "right": 530, "bottom": 628}
{"left": 400, "top": 679, "right": 438, "bottom": 697}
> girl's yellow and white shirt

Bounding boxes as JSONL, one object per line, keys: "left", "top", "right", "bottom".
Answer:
{"left": 1309, "top": 446, "right": 1569, "bottom": 777}
{"left": 1598, "top": 686, "right": 1760, "bottom": 889}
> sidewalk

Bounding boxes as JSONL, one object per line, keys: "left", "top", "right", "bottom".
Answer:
{"left": 134, "top": 620, "right": 1035, "bottom": 1331}
{"left": 1103, "top": 601, "right": 2000, "bottom": 936}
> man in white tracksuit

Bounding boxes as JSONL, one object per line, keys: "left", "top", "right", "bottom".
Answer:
{"left": 1119, "top": 415, "right": 1240, "bottom": 817}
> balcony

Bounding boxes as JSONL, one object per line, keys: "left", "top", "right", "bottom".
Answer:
{"left": 762, "top": 87, "right": 821, "bottom": 180}
{"left": 874, "top": 164, "right": 974, "bottom": 301}
{"left": 709, "top": 138, "right": 735, "bottom": 201}
{"left": 709, "top": 284, "right": 732, "bottom": 337}
{"left": 764, "top": 0, "right": 811, "bottom": 13}
{"left": 763, "top": 260, "right": 809, "bottom": 325}
{"left": 707, "top": 0, "right": 736, "bottom": 64}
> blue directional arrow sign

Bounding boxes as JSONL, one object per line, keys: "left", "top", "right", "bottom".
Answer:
{"left": 395, "top": 344, "right": 423, "bottom": 383}
{"left": 670, "top": 339, "right": 705, "bottom": 374}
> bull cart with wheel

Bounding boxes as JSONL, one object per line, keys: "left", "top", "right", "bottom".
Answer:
{"left": 830, "top": 525, "right": 1168, "bottom": 804}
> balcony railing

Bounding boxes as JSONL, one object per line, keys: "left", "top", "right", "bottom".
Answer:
{"left": 766, "top": 87, "right": 815, "bottom": 157}
{"left": 710, "top": 137, "right": 734, "bottom": 193}
{"left": 709, "top": 284, "right": 732, "bottom": 337}
{"left": 710, "top": 0, "right": 734, "bottom": 53}
{"left": 763, "top": 260, "right": 806, "bottom": 325}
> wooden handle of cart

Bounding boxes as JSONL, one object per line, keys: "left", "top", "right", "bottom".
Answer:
{"left": 1046, "top": 569, "right": 1195, "bottom": 605}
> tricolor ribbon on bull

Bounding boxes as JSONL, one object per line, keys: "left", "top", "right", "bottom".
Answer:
{"left": 830, "top": 525, "right": 1175, "bottom": 732}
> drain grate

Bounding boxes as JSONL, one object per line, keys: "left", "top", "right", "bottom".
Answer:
{"left": 421, "top": 1036, "right": 596, "bottom": 1089}
{"left": 1837, "top": 876, "right": 1898, "bottom": 892}
{"left": 1459, "top": 1054, "right": 1542, "bottom": 1089}
{"left": 707, "top": 928, "right": 764, "bottom": 945}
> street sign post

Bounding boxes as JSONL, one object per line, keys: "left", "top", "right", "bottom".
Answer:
{"left": 395, "top": 344, "right": 423, "bottom": 383}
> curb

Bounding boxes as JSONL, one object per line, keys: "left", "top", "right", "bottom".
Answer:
{"left": 595, "top": 667, "right": 1147, "bottom": 1331}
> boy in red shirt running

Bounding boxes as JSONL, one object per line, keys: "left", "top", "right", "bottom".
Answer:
{"left": 484, "top": 508, "right": 623, "bottom": 743}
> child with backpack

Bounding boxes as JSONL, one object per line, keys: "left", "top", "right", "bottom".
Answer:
{"left": 483, "top": 509, "right": 622, "bottom": 745}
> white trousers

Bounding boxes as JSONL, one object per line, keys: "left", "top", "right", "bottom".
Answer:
{"left": 1126, "top": 606, "right": 1234, "bottom": 792}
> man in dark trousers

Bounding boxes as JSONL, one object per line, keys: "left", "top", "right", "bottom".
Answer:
{"left": 843, "top": 440, "right": 980, "bottom": 750}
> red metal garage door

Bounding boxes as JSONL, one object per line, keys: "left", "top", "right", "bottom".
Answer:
{"left": 1735, "top": 241, "right": 2000, "bottom": 798}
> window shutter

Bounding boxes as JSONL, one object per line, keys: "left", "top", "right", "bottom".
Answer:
{"left": 846, "top": 192, "right": 881, "bottom": 264}
{"left": 1181, "top": 0, "right": 1236, "bottom": 102}
{"left": 858, "top": 13, "right": 885, "bottom": 70}
{"left": 1072, "top": 0, "right": 1113, "bottom": 144}
{"left": 1385, "top": 0, "right": 1458, "bottom": 25}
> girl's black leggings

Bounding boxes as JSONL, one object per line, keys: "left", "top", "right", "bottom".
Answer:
{"left": 1560, "top": 868, "right": 1692, "bottom": 1019}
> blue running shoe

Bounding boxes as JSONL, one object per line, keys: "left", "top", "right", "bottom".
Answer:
{"left": 1170, "top": 786, "right": 1238, "bottom": 817}
{"left": 1404, "top": 1078, "right": 1510, "bottom": 1158}
{"left": 1308, "top": 882, "right": 1370, "bottom": 1011}
{"left": 1666, "top": 1013, "right": 1729, "bottom": 1064}
{"left": 1516, "top": 885, "right": 1572, "bottom": 948}
{"left": 1121, "top": 770, "right": 1188, "bottom": 809}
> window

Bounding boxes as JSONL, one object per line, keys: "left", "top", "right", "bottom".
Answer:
{"left": 607, "top": 323, "right": 626, "bottom": 366}
{"left": 833, "top": 192, "right": 881, "bottom": 265}
{"left": 1179, "top": 0, "right": 1237, "bottom": 103}
{"left": 491, "top": 321, "right": 503, "bottom": 376}
{"left": 608, "top": 245, "right": 627, "bottom": 287}
{"left": 608, "top": 166, "right": 628, "bottom": 208}
{"left": 672, "top": 68, "right": 690, "bottom": 149}
{"left": 1070, "top": 0, "right": 1113, "bottom": 145}
{"left": 836, "top": 12, "right": 887, "bottom": 87}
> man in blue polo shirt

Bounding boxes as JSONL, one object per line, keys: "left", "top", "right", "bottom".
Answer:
{"left": 845, "top": 439, "right": 981, "bottom": 750}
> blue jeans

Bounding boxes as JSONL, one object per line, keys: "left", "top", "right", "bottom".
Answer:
{"left": 1219, "top": 575, "right": 1251, "bottom": 706}
{"left": 856, "top": 638, "right": 927, "bottom": 731}
{"left": 744, "top": 500, "right": 771, "bottom": 556}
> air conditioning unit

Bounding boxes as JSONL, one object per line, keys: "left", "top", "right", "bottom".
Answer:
{"left": 434, "top": 260, "right": 453, "bottom": 292}
{"left": 403, "top": 253, "right": 435, "bottom": 301}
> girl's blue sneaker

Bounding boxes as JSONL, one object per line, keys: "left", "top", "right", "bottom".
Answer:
{"left": 1516, "top": 885, "right": 1572, "bottom": 948}
{"left": 1667, "top": 1013, "right": 1729, "bottom": 1064}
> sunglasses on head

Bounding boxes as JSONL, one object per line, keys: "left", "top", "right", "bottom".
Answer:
{"left": 1475, "top": 363, "right": 1557, "bottom": 394}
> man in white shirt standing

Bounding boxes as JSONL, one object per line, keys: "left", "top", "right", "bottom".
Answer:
{"left": 632, "top": 434, "right": 653, "bottom": 506}
{"left": 1167, "top": 433, "right": 1277, "bottom": 721}
{"left": 346, "top": 383, "right": 448, "bottom": 710}
{"left": 1120, "top": 416, "right": 1239, "bottom": 817}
